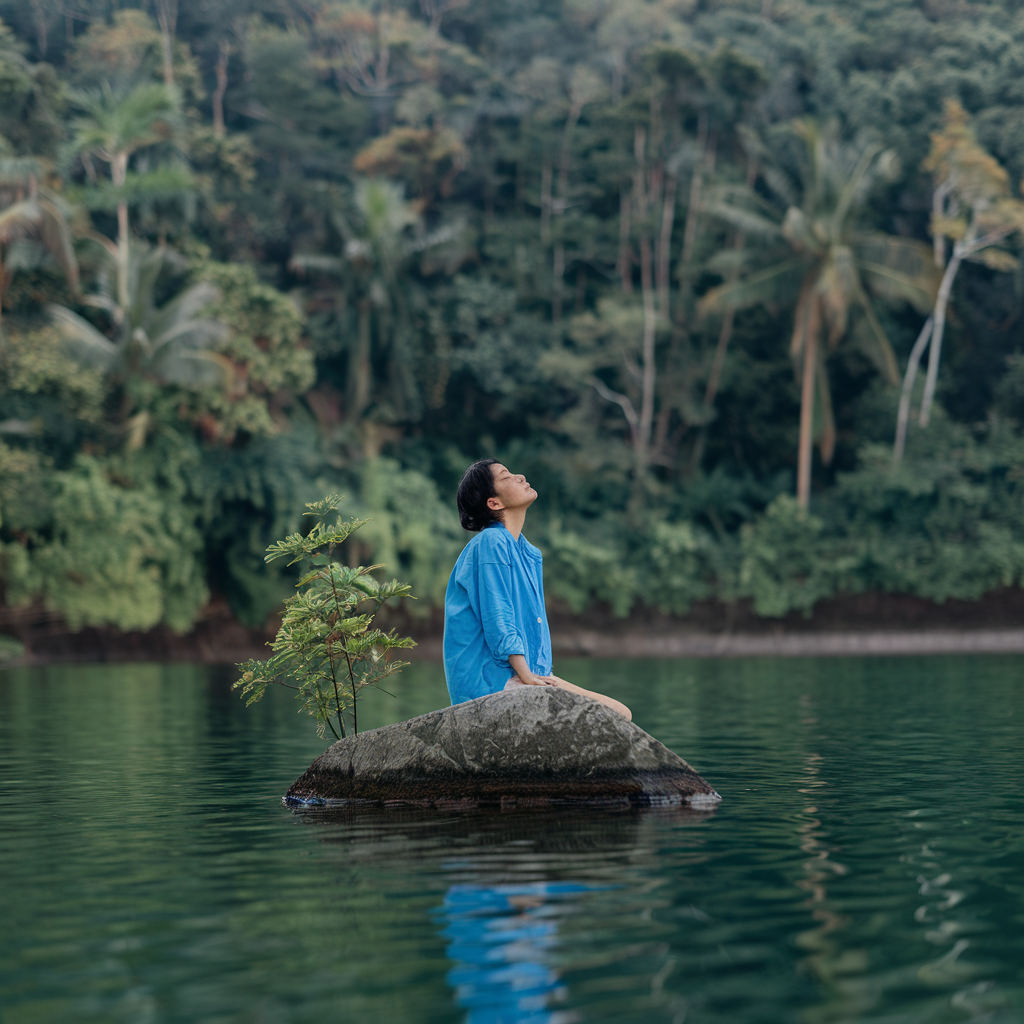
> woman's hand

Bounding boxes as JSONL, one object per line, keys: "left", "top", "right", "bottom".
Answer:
{"left": 508, "top": 655, "right": 554, "bottom": 686}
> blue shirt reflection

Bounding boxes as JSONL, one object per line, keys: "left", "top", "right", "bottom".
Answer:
{"left": 437, "top": 881, "right": 593, "bottom": 1024}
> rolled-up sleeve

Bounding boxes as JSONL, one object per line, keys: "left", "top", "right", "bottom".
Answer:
{"left": 475, "top": 558, "right": 525, "bottom": 662}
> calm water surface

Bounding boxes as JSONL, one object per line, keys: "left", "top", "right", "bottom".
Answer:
{"left": 1, "top": 656, "right": 1022, "bottom": 1023}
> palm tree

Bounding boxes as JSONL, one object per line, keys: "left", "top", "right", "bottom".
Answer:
{"left": 67, "top": 81, "right": 184, "bottom": 311}
{"left": 0, "top": 152, "right": 78, "bottom": 335}
{"left": 702, "top": 122, "right": 936, "bottom": 508}
{"left": 290, "top": 177, "right": 456, "bottom": 423}
{"left": 50, "top": 243, "right": 227, "bottom": 429}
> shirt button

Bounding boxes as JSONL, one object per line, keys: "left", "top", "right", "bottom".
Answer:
{"left": 537, "top": 617, "right": 542, "bottom": 623}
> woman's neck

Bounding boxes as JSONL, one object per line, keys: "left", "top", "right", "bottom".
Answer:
{"left": 501, "top": 507, "right": 527, "bottom": 540}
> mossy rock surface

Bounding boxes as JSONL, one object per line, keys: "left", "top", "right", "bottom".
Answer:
{"left": 285, "top": 686, "right": 721, "bottom": 810}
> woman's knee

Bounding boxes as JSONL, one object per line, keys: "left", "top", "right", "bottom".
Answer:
{"left": 606, "top": 697, "right": 631, "bottom": 721}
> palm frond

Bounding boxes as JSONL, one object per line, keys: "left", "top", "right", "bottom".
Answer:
{"left": 152, "top": 317, "right": 230, "bottom": 354}
{"left": 736, "top": 124, "right": 769, "bottom": 165}
{"left": 289, "top": 252, "right": 347, "bottom": 276}
{"left": 152, "top": 348, "right": 229, "bottom": 388}
{"left": 403, "top": 221, "right": 462, "bottom": 256}
{"left": 80, "top": 231, "right": 119, "bottom": 263}
{"left": 81, "top": 292, "right": 121, "bottom": 321}
{"left": 699, "top": 256, "right": 807, "bottom": 314}
{"left": 70, "top": 82, "right": 181, "bottom": 168}
{"left": 705, "top": 182, "right": 781, "bottom": 219}
{"left": 704, "top": 200, "right": 782, "bottom": 240}
{"left": 77, "top": 166, "right": 194, "bottom": 213}
{"left": 328, "top": 207, "right": 355, "bottom": 242}
{"left": 853, "top": 285, "right": 900, "bottom": 384}
{"left": 148, "top": 281, "right": 221, "bottom": 341}
{"left": 0, "top": 156, "right": 43, "bottom": 185}
{"left": 3, "top": 238, "right": 45, "bottom": 273}
{"left": 857, "top": 261, "right": 937, "bottom": 313}
{"left": 129, "top": 246, "right": 169, "bottom": 330}
{"left": 0, "top": 199, "right": 40, "bottom": 245}
{"left": 831, "top": 141, "right": 885, "bottom": 233}
{"left": 761, "top": 164, "right": 799, "bottom": 209}
{"left": 704, "top": 247, "right": 765, "bottom": 275}
{"left": 38, "top": 198, "right": 79, "bottom": 292}
{"left": 856, "top": 232, "right": 934, "bottom": 267}
{"left": 781, "top": 206, "right": 820, "bottom": 251}
{"left": 853, "top": 234, "right": 939, "bottom": 311}
{"left": 49, "top": 304, "right": 119, "bottom": 370}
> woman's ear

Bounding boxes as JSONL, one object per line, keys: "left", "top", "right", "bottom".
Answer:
{"left": 486, "top": 496, "right": 504, "bottom": 511}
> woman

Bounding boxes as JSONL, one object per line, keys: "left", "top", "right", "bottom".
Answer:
{"left": 443, "top": 458, "right": 631, "bottom": 719}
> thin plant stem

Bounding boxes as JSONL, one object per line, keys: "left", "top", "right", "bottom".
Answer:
{"left": 326, "top": 566, "right": 352, "bottom": 737}
{"left": 313, "top": 683, "right": 340, "bottom": 741}
{"left": 343, "top": 644, "right": 358, "bottom": 736}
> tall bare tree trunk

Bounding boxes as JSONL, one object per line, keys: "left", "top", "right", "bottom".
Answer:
{"left": 552, "top": 243, "right": 565, "bottom": 323}
{"left": 551, "top": 103, "right": 582, "bottom": 324}
{"left": 155, "top": 0, "right": 178, "bottom": 86}
{"left": 639, "top": 237, "right": 656, "bottom": 470}
{"left": 352, "top": 300, "right": 372, "bottom": 416}
{"left": 656, "top": 171, "right": 676, "bottom": 321}
{"left": 113, "top": 152, "right": 130, "bottom": 312}
{"left": 617, "top": 186, "right": 632, "bottom": 294}
{"left": 892, "top": 316, "right": 933, "bottom": 463}
{"left": 574, "top": 263, "right": 587, "bottom": 313}
{"left": 703, "top": 160, "right": 756, "bottom": 410}
{"left": 703, "top": 308, "right": 735, "bottom": 409}
{"left": 932, "top": 181, "right": 951, "bottom": 269}
{"left": 679, "top": 118, "right": 714, "bottom": 297}
{"left": 796, "top": 294, "right": 821, "bottom": 510}
{"left": 634, "top": 127, "right": 656, "bottom": 471}
{"left": 540, "top": 159, "right": 551, "bottom": 245}
{"left": 31, "top": 0, "right": 49, "bottom": 57}
{"left": 919, "top": 249, "right": 962, "bottom": 427}
{"left": 212, "top": 42, "right": 230, "bottom": 136}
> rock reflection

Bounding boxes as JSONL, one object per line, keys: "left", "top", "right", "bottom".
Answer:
{"left": 294, "top": 804, "right": 716, "bottom": 864}
{"left": 297, "top": 806, "right": 714, "bottom": 1022}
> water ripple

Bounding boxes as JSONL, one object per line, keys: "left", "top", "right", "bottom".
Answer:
{"left": 2, "top": 657, "right": 1023, "bottom": 1023}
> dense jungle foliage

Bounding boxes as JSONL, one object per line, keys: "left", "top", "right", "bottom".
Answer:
{"left": 2, "top": 0, "right": 1024, "bottom": 644}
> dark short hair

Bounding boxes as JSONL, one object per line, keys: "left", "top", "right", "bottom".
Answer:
{"left": 456, "top": 458, "right": 501, "bottom": 532}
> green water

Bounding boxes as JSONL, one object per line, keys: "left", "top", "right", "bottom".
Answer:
{"left": 1, "top": 656, "right": 1022, "bottom": 1024}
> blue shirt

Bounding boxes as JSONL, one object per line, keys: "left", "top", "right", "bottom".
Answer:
{"left": 443, "top": 523, "right": 553, "bottom": 704}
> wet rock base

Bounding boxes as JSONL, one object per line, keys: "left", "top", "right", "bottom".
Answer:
{"left": 284, "top": 686, "right": 720, "bottom": 811}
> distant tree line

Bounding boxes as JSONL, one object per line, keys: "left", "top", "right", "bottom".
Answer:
{"left": 2, "top": 0, "right": 1024, "bottom": 644}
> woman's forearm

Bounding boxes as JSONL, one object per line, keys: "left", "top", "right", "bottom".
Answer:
{"left": 509, "top": 655, "right": 548, "bottom": 686}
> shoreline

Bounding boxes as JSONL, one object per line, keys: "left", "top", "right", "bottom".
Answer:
{"left": 3, "top": 588, "right": 1024, "bottom": 666}
{"left": 6, "top": 628, "right": 1024, "bottom": 668}
{"left": 551, "top": 626, "right": 1024, "bottom": 659}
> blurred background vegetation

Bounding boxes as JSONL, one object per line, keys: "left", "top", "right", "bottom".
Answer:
{"left": 2, "top": 0, "right": 1024, "bottom": 650}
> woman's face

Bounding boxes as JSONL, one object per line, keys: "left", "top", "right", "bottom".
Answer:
{"left": 487, "top": 464, "right": 537, "bottom": 513}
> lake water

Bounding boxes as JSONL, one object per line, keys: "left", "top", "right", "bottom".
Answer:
{"left": 1, "top": 656, "right": 1022, "bottom": 1024}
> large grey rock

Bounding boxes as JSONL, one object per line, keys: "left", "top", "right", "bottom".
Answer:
{"left": 285, "top": 686, "right": 721, "bottom": 810}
